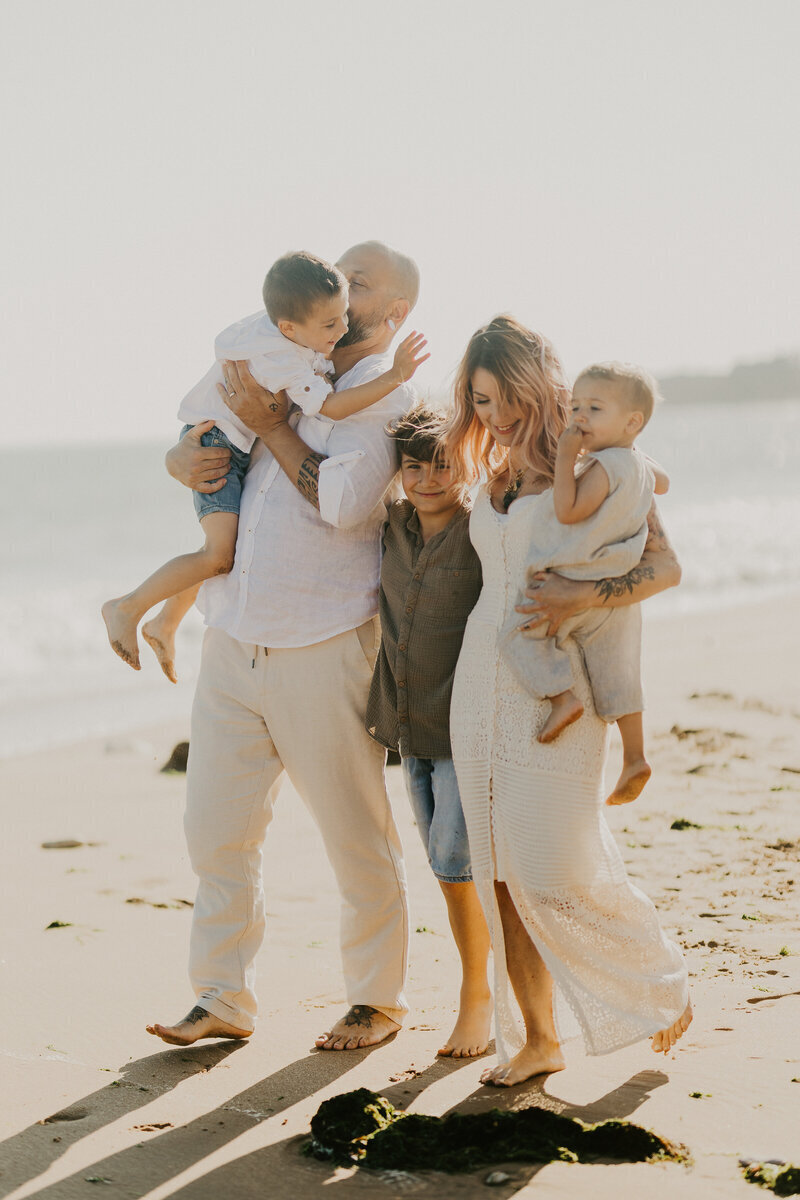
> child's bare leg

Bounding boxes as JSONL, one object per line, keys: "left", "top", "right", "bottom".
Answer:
{"left": 606, "top": 712, "right": 651, "bottom": 805}
{"left": 537, "top": 689, "right": 583, "bottom": 744}
{"left": 142, "top": 586, "right": 201, "bottom": 684}
{"left": 437, "top": 881, "right": 492, "bottom": 1058}
{"left": 102, "top": 513, "right": 239, "bottom": 671}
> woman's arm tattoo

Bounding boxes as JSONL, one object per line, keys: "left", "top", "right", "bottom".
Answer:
{"left": 594, "top": 564, "right": 656, "bottom": 602}
{"left": 296, "top": 451, "right": 326, "bottom": 509}
{"left": 593, "top": 504, "right": 674, "bottom": 602}
{"left": 644, "top": 505, "right": 670, "bottom": 553}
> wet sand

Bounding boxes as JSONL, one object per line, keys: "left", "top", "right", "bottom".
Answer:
{"left": 1, "top": 595, "right": 799, "bottom": 1199}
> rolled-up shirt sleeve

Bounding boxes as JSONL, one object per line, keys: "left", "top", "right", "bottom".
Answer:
{"left": 315, "top": 383, "right": 414, "bottom": 529}
{"left": 283, "top": 371, "right": 333, "bottom": 416}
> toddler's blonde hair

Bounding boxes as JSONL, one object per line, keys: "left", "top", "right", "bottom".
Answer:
{"left": 574, "top": 361, "right": 661, "bottom": 427}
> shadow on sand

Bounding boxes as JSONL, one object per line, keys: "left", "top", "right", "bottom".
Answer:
{"left": 7, "top": 1046, "right": 670, "bottom": 1200}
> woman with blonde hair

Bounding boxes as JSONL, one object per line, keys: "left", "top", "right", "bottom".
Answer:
{"left": 447, "top": 315, "right": 691, "bottom": 1085}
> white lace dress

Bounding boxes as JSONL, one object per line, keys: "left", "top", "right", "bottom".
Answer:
{"left": 450, "top": 487, "right": 688, "bottom": 1061}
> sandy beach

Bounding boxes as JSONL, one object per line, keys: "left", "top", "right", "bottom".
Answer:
{"left": 1, "top": 595, "right": 799, "bottom": 1199}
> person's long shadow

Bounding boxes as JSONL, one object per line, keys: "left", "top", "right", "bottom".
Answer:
{"left": 14, "top": 1050, "right": 671, "bottom": 1200}
{"left": 141, "top": 1067, "right": 674, "bottom": 1199}
{"left": 441, "top": 1065, "right": 670, "bottom": 1122}
{"left": 0, "top": 1042, "right": 245, "bottom": 1198}
{"left": 13, "top": 1040, "right": 454, "bottom": 1200}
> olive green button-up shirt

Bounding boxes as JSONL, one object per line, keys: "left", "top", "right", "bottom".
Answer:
{"left": 366, "top": 499, "right": 482, "bottom": 758}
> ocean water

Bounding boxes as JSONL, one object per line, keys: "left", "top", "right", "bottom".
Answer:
{"left": 2, "top": 396, "right": 799, "bottom": 757}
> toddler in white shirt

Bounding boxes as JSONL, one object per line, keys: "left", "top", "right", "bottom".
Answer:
{"left": 102, "top": 250, "right": 428, "bottom": 678}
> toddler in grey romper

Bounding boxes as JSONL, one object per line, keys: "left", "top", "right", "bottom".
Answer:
{"left": 498, "top": 445, "right": 654, "bottom": 722}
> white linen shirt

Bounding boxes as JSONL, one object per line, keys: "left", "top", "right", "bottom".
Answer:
{"left": 177, "top": 312, "right": 335, "bottom": 453}
{"left": 196, "top": 353, "right": 415, "bottom": 648}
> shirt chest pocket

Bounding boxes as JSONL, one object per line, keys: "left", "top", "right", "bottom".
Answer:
{"left": 424, "top": 565, "right": 483, "bottom": 621}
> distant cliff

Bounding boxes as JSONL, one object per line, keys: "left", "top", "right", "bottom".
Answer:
{"left": 658, "top": 355, "right": 800, "bottom": 404}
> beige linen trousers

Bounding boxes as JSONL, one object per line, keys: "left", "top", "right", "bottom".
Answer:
{"left": 184, "top": 620, "right": 410, "bottom": 1032}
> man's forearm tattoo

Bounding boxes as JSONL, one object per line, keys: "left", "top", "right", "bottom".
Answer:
{"left": 296, "top": 451, "right": 326, "bottom": 509}
{"left": 594, "top": 565, "right": 656, "bottom": 603}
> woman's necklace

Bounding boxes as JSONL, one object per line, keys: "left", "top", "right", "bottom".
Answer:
{"left": 502, "top": 467, "right": 525, "bottom": 511}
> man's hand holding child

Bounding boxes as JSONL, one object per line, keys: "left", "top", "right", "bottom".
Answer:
{"left": 218, "top": 360, "right": 290, "bottom": 440}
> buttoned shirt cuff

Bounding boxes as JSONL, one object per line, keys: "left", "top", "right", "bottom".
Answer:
{"left": 317, "top": 449, "right": 366, "bottom": 526}
{"left": 285, "top": 373, "right": 333, "bottom": 417}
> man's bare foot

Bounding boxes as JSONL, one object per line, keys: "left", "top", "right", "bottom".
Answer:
{"left": 438, "top": 994, "right": 492, "bottom": 1058}
{"left": 537, "top": 691, "right": 583, "bottom": 744}
{"left": 146, "top": 1004, "right": 251, "bottom": 1046}
{"left": 102, "top": 598, "right": 141, "bottom": 671}
{"left": 142, "top": 620, "right": 178, "bottom": 684}
{"left": 606, "top": 758, "right": 652, "bottom": 806}
{"left": 480, "top": 1037, "right": 565, "bottom": 1086}
{"left": 651, "top": 999, "right": 693, "bottom": 1054}
{"left": 315, "top": 1004, "right": 400, "bottom": 1051}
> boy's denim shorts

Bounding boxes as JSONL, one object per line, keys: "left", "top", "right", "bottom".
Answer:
{"left": 180, "top": 424, "right": 251, "bottom": 522}
{"left": 400, "top": 755, "right": 472, "bottom": 883}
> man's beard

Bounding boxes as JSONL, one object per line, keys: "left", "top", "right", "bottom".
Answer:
{"left": 336, "top": 305, "right": 386, "bottom": 348}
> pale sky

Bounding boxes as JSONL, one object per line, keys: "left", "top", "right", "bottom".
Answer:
{"left": 2, "top": 0, "right": 798, "bottom": 445}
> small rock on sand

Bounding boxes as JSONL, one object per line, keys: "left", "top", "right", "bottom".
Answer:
{"left": 161, "top": 742, "right": 189, "bottom": 773}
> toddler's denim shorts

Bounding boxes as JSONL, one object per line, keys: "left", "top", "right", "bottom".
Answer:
{"left": 400, "top": 755, "right": 472, "bottom": 882}
{"left": 180, "top": 424, "right": 251, "bottom": 521}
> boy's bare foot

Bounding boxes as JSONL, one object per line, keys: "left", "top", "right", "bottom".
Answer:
{"left": 146, "top": 1005, "right": 251, "bottom": 1046}
{"left": 480, "top": 1037, "right": 565, "bottom": 1086}
{"left": 438, "top": 995, "right": 492, "bottom": 1058}
{"left": 651, "top": 999, "right": 693, "bottom": 1054}
{"left": 537, "top": 692, "right": 583, "bottom": 744}
{"left": 142, "top": 620, "right": 178, "bottom": 684}
{"left": 606, "top": 758, "right": 652, "bottom": 805}
{"left": 315, "top": 1005, "right": 400, "bottom": 1051}
{"left": 102, "top": 598, "right": 141, "bottom": 670}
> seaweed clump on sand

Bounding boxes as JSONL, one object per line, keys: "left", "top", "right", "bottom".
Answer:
{"left": 743, "top": 1162, "right": 800, "bottom": 1195}
{"left": 306, "top": 1088, "right": 690, "bottom": 1172}
{"left": 307, "top": 1089, "right": 398, "bottom": 1160}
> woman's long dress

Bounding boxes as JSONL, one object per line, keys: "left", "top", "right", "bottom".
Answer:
{"left": 450, "top": 487, "right": 688, "bottom": 1061}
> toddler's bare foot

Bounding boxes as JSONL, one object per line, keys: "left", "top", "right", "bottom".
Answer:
{"left": 102, "top": 598, "right": 141, "bottom": 670}
{"left": 142, "top": 620, "right": 178, "bottom": 684}
{"left": 315, "top": 1005, "right": 400, "bottom": 1051}
{"left": 438, "top": 993, "right": 492, "bottom": 1058}
{"left": 480, "top": 1037, "right": 565, "bottom": 1086}
{"left": 146, "top": 1005, "right": 251, "bottom": 1046}
{"left": 651, "top": 999, "right": 692, "bottom": 1054}
{"left": 606, "top": 758, "right": 652, "bottom": 805}
{"left": 538, "top": 692, "right": 583, "bottom": 744}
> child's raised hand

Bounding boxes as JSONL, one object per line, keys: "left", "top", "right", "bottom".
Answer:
{"left": 392, "top": 331, "right": 430, "bottom": 382}
{"left": 557, "top": 423, "right": 588, "bottom": 458}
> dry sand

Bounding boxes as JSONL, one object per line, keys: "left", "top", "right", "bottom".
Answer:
{"left": 1, "top": 595, "right": 799, "bottom": 1199}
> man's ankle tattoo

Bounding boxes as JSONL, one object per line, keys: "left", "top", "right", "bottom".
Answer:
{"left": 183, "top": 1005, "right": 209, "bottom": 1025}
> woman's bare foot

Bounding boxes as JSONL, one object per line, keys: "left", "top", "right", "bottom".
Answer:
{"left": 480, "top": 1037, "right": 565, "bottom": 1087}
{"left": 538, "top": 691, "right": 584, "bottom": 744}
{"left": 142, "top": 619, "right": 178, "bottom": 683}
{"left": 146, "top": 1005, "right": 251, "bottom": 1046}
{"left": 315, "top": 1005, "right": 400, "bottom": 1051}
{"left": 651, "top": 999, "right": 693, "bottom": 1054}
{"left": 438, "top": 994, "right": 493, "bottom": 1058}
{"left": 102, "top": 598, "right": 142, "bottom": 670}
{"left": 606, "top": 758, "right": 652, "bottom": 806}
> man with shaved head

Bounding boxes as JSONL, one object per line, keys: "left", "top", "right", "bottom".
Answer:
{"left": 148, "top": 242, "right": 420, "bottom": 1052}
